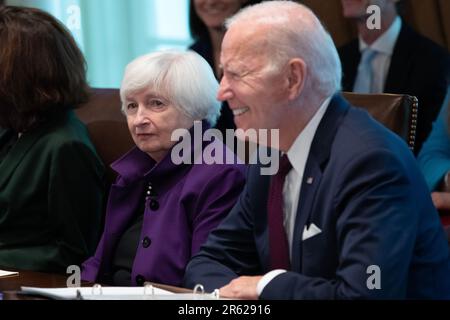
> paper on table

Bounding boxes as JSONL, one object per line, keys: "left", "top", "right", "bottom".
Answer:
{"left": 21, "top": 286, "right": 174, "bottom": 300}
{"left": 20, "top": 286, "right": 224, "bottom": 300}
{"left": 0, "top": 270, "right": 18, "bottom": 278}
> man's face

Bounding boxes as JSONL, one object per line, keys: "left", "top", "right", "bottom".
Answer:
{"left": 217, "top": 26, "right": 290, "bottom": 133}
{"left": 341, "top": 0, "right": 391, "bottom": 19}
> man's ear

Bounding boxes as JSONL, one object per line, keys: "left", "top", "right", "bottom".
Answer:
{"left": 287, "top": 58, "right": 306, "bottom": 100}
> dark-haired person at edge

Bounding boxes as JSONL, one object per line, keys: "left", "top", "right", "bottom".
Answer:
{"left": 0, "top": 6, "right": 104, "bottom": 272}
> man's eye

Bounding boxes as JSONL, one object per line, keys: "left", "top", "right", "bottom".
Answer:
{"left": 228, "top": 71, "right": 241, "bottom": 80}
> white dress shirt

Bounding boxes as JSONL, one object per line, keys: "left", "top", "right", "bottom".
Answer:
{"left": 354, "top": 16, "right": 402, "bottom": 93}
{"left": 256, "top": 96, "right": 332, "bottom": 296}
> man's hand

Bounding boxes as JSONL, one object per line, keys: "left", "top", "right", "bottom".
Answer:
{"left": 431, "top": 192, "right": 450, "bottom": 210}
{"left": 219, "top": 276, "right": 262, "bottom": 300}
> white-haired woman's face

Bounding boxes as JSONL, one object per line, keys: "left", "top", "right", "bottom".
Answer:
{"left": 194, "top": 0, "right": 246, "bottom": 30}
{"left": 124, "top": 87, "right": 194, "bottom": 162}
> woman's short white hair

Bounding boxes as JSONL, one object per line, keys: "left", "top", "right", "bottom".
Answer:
{"left": 226, "top": 0, "right": 342, "bottom": 100}
{"left": 120, "top": 50, "right": 221, "bottom": 126}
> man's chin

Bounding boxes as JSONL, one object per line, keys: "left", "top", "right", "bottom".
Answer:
{"left": 347, "top": 13, "right": 371, "bottom": 22}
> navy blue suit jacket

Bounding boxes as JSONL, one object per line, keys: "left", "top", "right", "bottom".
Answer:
{"left": 339, "top": 22, "right": 450, "bottom": 155}
{"left": 184, "top": 95, "right": 450, "bottom": 299}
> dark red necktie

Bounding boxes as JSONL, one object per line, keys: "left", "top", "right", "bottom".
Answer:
{"left": 267, "top": 154, "right": 292, "bottom": 270}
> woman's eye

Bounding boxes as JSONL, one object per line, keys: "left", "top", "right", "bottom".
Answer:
{"left": 149, "top": 100, "right": 164, "bottom": 107}
{"left": 127, "top": 102, "right": 137, "bottom": 110}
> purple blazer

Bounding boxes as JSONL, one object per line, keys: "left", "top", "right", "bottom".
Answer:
{"left": 81, "top": 134, "right": 246, "bottom": 287}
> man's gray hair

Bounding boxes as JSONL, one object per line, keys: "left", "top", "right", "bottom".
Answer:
{"left": 226, "top": 0, "right": 342, "bottom": 99}
{"left": 120, "top": 50, "right": 221, "bottom": 126}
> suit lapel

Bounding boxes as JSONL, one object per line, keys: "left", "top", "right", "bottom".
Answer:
{"left": 384, "top": 22, "right": 413, "bottom": 93}
{"left": 290, "top": 95, "right": 350, "bottom": 271}
{"left": 104, "top": 182, "right": 144, "bottom": 233}
{"left": 290, "top": 160, "right": 323, "bottom": 271}
{"left": 339, "top": 40, "right": 360, "bottom": 91}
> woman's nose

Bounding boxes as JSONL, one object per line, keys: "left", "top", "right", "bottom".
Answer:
{"left": 133, "top": 106, "right": 150, "bottom": 126}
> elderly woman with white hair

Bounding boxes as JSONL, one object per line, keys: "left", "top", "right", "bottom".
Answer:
{"left": 81, "top": 51, "right": 246, "bottom": 287}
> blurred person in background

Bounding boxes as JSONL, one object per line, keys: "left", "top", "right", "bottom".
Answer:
{"left": 338, "top": 0, "right": 450, "bottom": 155}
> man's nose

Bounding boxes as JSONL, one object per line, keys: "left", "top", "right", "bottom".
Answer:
{"left": 217, "top": 76, "right": 234, "bottom": 102}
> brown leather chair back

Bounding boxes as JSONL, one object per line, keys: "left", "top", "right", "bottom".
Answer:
{"left": 342, "top": 92, "right": 419, "bottom": 151}
{"left": 75, "top": 88, "right": 134, "bottom": 185}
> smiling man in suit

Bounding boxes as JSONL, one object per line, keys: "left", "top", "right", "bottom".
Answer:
{"left": 183, "top": 1, "right": 450, "bottom": 299}
{"left": 338, "top": 0, "right": 450, "bottom": 155}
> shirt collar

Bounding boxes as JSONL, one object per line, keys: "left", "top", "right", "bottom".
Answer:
{"left": 359, "top": 16, "right": 401, "bottom": 55}
{"left": 286, "top": 96, "right": 332, "bottom": 176}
